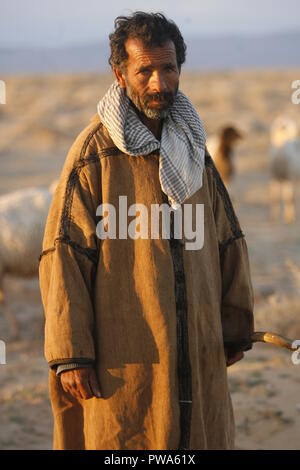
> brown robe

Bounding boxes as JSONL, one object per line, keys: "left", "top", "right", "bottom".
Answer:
{"left": 38, "top": 112, "right": 254, "bottom": 450}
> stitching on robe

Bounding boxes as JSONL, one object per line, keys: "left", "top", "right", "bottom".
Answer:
{"left": 39, "top": 142, "right": 120, "bottom": 264}
{"left": 218, "top": 233, "right": 245, "bottom": 257}
{"left": 60, "top": 153, "right": 114, "bottom": 238}
{"left": 205, "top": 149, "right": 244, "bottom": 255}
{"left": 204, "top": 150, "right": 243, "bottom": 237}
{"left": 38, "top": 236, "right": 98, "bottom": 264}
{"left": 163, "top": 192, "right": 192, "bottom": 450}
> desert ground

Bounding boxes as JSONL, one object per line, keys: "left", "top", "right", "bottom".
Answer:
{"left": 0, "top": 69, "right": 300, "bottom": 450}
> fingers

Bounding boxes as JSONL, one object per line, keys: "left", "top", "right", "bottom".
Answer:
{"left": 60, "top": 368, "right": 94, "bottom": 400}
{"left": 60, "top": 367, "right": 102, "bottom": 400}
{"left": 60, "top": 368, "right": 88, "bottom": 400}
{"left": 76, "top": 368, "right": 94, "bottom": 400}
{"left": 88, "top": 368, "right": 102, "bottom": 398}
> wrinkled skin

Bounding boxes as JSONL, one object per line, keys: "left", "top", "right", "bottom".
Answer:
{"left": 60, "top": 366, "right": 101, "bottom": 400}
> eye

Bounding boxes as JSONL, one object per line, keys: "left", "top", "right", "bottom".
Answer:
{"left": 139, "top": 68, "right": 150, "bottom": 75}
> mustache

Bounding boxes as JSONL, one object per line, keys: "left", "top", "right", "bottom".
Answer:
{"left": 143, "top": 91, "right": 175, "bottom": 104}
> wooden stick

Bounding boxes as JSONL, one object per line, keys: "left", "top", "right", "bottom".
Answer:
{"left": 251, "top": 331, "right": 297, "bottom": 351}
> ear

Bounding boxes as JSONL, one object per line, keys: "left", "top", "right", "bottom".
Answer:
{"left": 112, "top": 66, "right": 126, "bottom": 89}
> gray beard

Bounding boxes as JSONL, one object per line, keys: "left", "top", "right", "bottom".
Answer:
{"left": 140, "top": 106, "right": 169, "bottom": 120}
{"left": 125, "top": 84, "right": 175, "bottom": 120}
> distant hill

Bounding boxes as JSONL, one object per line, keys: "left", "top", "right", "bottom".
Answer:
{"left": 1, "top": 31, "right": 300, "bottom": 74}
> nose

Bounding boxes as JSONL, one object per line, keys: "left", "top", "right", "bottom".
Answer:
{"left": 149, "top": 70, "right": 167, "bottom": 93}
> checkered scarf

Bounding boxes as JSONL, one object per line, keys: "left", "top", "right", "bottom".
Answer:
{"left": 97, "top": 81, "right": 206, "bottom": 209}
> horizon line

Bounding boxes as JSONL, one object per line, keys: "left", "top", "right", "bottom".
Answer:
{"left": 1, "top": 27, "right": 300, "bottom": 51}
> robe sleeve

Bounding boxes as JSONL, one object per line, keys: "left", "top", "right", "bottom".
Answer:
{"left": 38, "top": 144, "right": 101, "bottom": 370}
{"left": 205, "top": 148, "right": 255, "bottom": 356}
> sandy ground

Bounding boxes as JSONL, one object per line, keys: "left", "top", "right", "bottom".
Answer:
{"left": 0, "top": 70, "right": 300, "bottom": 449}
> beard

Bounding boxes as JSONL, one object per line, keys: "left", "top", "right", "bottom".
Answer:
{"left": 125, "top": 81, "right": 178, "bottom": 120}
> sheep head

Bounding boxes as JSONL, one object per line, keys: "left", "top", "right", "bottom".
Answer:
{"left": 271, "top": 116, "right": 299, "bottom": 147}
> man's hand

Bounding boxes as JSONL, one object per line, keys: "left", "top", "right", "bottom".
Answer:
{"left": 224, "top": 348, "right": 244, "bottom": 367}
{"left": 60, "top": 366, "right": 102, "bottom": 400}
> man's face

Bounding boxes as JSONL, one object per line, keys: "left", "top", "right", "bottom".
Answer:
{"left": 115, "top": 38, "right": 180, "bottom": 120}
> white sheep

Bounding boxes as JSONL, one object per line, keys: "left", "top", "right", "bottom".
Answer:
{"left": 269, "top": 116, "right": 300, "bottom": 223}
{"left": 0, "top": 179, "right": 58, "bottom": 339}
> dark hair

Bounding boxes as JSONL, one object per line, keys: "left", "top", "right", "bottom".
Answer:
{"left": 109, "top": 12, "right": 186, "bottom": 71}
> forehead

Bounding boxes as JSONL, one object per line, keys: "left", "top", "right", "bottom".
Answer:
{"left": 125, "top": 38, "right": 177, "bottom": 66}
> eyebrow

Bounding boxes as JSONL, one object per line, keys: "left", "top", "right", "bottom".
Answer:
{"left": 136, "top": 62, "right": 176, "bottom": 72}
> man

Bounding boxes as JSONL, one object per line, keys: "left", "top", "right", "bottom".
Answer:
{"left": 39, "top": 12, "right": 254, "bottom": 450}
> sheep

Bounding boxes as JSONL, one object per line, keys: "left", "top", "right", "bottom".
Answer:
{"left": 269, "top": 116, "right": 300, "bottom": 223}
{"left": 206, "top": 126, "right": 243, "bottom": 189}
{"left": 0, "top": 179, "right": 58, "bottom": 340}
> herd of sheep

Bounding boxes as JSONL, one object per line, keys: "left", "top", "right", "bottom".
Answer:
{"left": 0, "top": 116, "right": 299, "bottom": 339}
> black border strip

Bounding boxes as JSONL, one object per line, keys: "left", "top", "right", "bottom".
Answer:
{"left": 39, "top": 236, "right": 98, "bottom": 264}
{"left": 59, "top": 148, "right": 119, "bottom": 239}
{"left": 205, "top": 149, "right": 244, "bottom": 240}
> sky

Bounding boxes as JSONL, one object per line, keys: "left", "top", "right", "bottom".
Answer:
{"left": 1, "top": 0, "right": 300, "bottom": 48}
